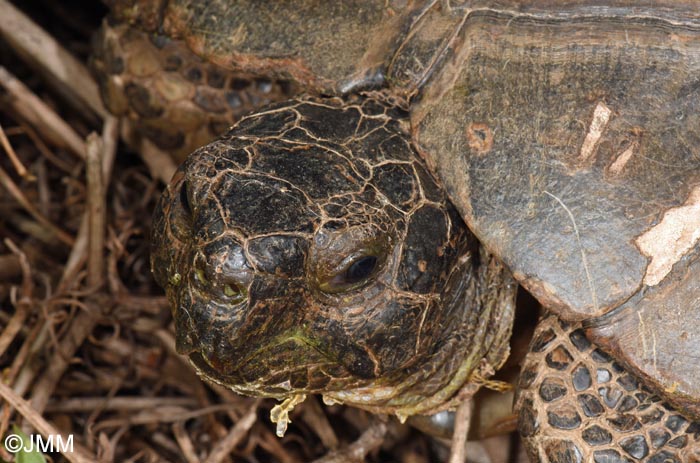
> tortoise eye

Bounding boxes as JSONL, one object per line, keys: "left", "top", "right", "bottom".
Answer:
{"left": 345, "top": 256, "right": 378, "bottom": 283}
{"left": 319, "top": 254, "right": 382, "bottom": 294}
{"left": 179, "top": 181, "right": 191, "bottom": 215}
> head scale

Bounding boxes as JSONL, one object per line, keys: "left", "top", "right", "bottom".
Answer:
{"left": 151, "top": 96, "right": 514, "bottom": 416}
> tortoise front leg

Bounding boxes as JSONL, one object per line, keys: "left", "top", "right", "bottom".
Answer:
{"left": 516, "top": 314, "right": 700, "bottom": 463}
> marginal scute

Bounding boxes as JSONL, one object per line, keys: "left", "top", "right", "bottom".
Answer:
{"left": 588, "top": 259, "right": 700, "bottom": 419}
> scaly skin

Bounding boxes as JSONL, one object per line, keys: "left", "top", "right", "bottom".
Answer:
{"left": 91, "top": 21, "right": 296, "bottom": 161}
{"left": 150, "top": 95, "right": 517, "bottom": 419}
{"left": 517, "top": 315, "right": 700, "bottom": 462}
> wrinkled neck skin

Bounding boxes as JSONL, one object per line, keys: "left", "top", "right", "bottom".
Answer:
{"left": 151, "top": 95, "right": 517, "bottom": 421}
{"left": 322, "top": 247, "right": 516, "bottom": 419}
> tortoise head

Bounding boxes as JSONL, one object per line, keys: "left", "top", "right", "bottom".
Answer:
{"left": 151, "top": 97, "right": 515, "bottom": 416}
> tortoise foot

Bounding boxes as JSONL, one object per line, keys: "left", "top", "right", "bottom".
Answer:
{"left": 516, "top": 314, "right": 700, "bottom": 463}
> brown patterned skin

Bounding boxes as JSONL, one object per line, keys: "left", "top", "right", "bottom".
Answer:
{"left": 91, "top": 21, "right": 296, "bottom": 161}
{"left": 517, "top": 315, "right": 700, "bottom": 462}
{"left": 150, "top": 96, "right": 516, "bottom": 417}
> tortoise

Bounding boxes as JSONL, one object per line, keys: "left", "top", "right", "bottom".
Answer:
{"left": 93, "top": 1, "right": 700, "bottom": 461}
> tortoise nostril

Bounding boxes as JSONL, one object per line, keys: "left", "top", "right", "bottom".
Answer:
{"left": 192, "top": 260, "right": 247, "bottom": 303}
{"left": 223, "top": 283, "right": 239, "bottom": 297}
{"left": 219, "top": 279, "right": 247, "bottom": 303}
{"left": 194, "top": 266, "right": 208, "bottom": 286}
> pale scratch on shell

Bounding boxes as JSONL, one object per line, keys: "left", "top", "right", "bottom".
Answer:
{"left": 637, "top": 312, "right": 648, "bottom": 364}
{"left": 637, "top": 311, "right": 658, "bottom": 374}
{"left": 544, "top": 191, "right": 598, "bottom": 312}
{"left": 579, "top": 102, "right": 612, "bottom": 162}
{"left": 608, "top": 142, "right": 636, "bottom": 175}
{"left": 635, "top": 185, "right": 700, "bottom": 286}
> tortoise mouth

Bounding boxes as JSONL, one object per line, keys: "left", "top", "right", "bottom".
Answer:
{"left": 186, "top": 335, "right": 359, "bottom": 397}
{"left": 188, "top": 351, "right": 240, "bottom": 386}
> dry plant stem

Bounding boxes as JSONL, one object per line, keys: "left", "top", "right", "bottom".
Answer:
{"left": 92, "top": 404, "right": 245, "bottom": 432}
{"left": 137, "top": 135, "right": 178, "bottom": 184}
{"left": 204, "top": 400, "right": 260, "bottom": 463}
{"left": 4, "top": 125, "right": 75, "bottom": 174}
{"left": 0, "top": 122, "right": 30, "bottom": 178}
{"left": 35, "top": 160, "right": 49, "bottom": 215}
{"left": 300, "top": 395, "right": 339, "bottom": 450}
{"left": 449, "top": 399, "right": 474, "bottom": 463}
{"left": 7, "top": 318, "right": 47, "bottom": 394}
{"left": 101, "top": 116, "right": 119, "bottom": 182}
{"left": 99, "top": 425, "right": 129, "bottom": 463}
{"left": 28, "top": 306, "right": 98, "bottom": 414}
{"left": 0, "top": 162, "right": 74, "bottom": 245}
{"left": 0, "top": 240, "right": 32, "bottom": 358}
{"left": 0, "top": 254, "right": 21, "bottom": 280}
{"left": 259, "top": 430, "right": 299, "bottom": 463}
{"left": 0, "top": 67, "right": 87, "bottom": 160}
{"left": 31, "top": 125, "right": 116, "bottom": 414}
{"left": 0, "top": 382, "right": 96, "bottom": 463}
{"left": 311, "top": 420, "right": 388, "bottom": 463}
{"left": 46, "top": 397, "right": 198, "bottom": 413}
{"left": 86, "top": 133, "right": 106, "bottom": 288}
{"left": 57, "top": 216, "right": 90, "bottom": 294}
{"left": 0, "top": 0, "right": 107, "bottom": 119}
{"left": 151, "top": 432, "right": 182, "bottom": 457}
{"left": 172, "top": 421, "right": 200, "bottom": 463}
{"left": 0, "top": 240, "right": 34, "bottom": 452}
